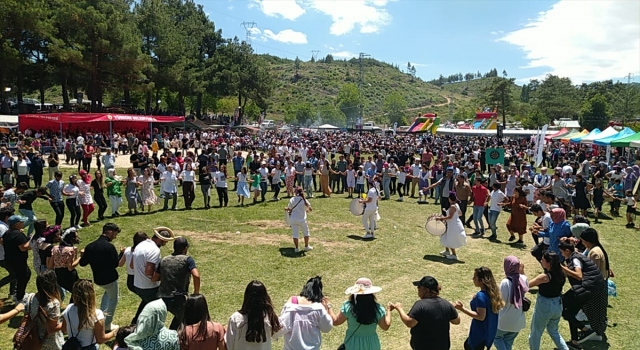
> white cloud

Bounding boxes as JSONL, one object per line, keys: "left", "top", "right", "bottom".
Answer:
{"left": 332, "top": 51, "right": 357, "bottom": 58}
{"left": 309, "top": 0, "right": 392, "bottom": 35}
{"left": 490, "top": 30, "right": 504, "bottom": 36}
{"left": 262, "top": 29, "right": 308, "bottom": 44}
{"left": 248, "top": 28, "right": 308, "bottom": 44}
{"left": 500, "top": 0, "right": 640, "bottom": 83}
{"left": 251, "top": 0, "right": 306, "bottom": 20}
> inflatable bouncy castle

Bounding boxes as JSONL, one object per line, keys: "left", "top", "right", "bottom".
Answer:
{"left": 473, "top": 107, "right": 498, "bottom": 130}
{"left": 408, "top": 113, "right": 439, "bottom": 133}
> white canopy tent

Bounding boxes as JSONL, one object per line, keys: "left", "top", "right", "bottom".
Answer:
{"left": 630, "top": 140, "right": 640, "bottom": 148}
{"left": 0, "top": 114, "right": 19, "bottom": 128}
{"left": 580, "top": 126, "right": 618, "bottom": 144}
{"left": 317, "top": 124, "right": 339, "bottom": 130}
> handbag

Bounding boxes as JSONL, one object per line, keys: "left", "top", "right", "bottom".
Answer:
{"left": 337, "top": 324, "right": 362, "bottom": 350}
{"left": 522, "top": 296, "right": 531, "bottom": 312}
{"left": 13, "top": 294, "right": 44, "bottom": 350}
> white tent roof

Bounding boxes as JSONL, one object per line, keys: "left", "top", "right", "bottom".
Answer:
{"left": 580, "top": 126, "right": 618, "bottom": 144}
{"left": 317, "top": 124, "right": 338, "bottom": 129}
{"left": 630, "top": 140, "right": 640, "bottom": 148}
{"left": 0, "top": 115, "right": 18, "bottom": 124}
{"left": 553, "top": 119, "right": 581, "bottom": 128}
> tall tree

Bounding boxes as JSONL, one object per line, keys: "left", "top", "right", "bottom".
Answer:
{"left": 580, "top": 93, "right": 610, "bottom": 130}
{"left": 294, "top": 56, "right": 301, "bottom": 79}
{"left": 284, "top": 102, "right": 314, "bottom": 126}
{"left": 534, "top": 74, "right": 580, "bottom": 121}
{"left": 336, "top": 83, "right": 362, "bottom": 125}
{"left": 480, "top": 77, "right": 516, "bottom": 126}
{"left": 382, "top": 91, "right": 407, "bottom": 125}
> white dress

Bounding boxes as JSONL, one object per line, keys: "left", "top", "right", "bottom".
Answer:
{"left": 440, "top": 204, "right": 467, "bottom": 249}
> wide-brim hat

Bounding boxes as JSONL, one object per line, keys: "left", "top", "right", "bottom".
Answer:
{"left": 153, "top": 227, "right": 181, "bottom": 241}
{"left": 344, "top": 277, "right": 382, "bottom": 295}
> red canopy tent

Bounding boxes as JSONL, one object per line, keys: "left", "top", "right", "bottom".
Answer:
{"left": 544, "top": 127, "right": 568, "bottom": 141}
{"left": 19, "top": 113, "right": 185, "bottom": 132}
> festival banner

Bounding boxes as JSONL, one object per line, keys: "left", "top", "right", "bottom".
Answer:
{"left": 485, "top": 148, "right": 504, "bottom": 165}
{"left": 535, "top": 124, "right": 548, "bottom": 167}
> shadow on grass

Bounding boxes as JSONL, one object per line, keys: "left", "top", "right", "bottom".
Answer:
{"left": 279, "top": 247, "right": 306, "bottom": 258}
{"left": 582, "top": 341, "right": 611, "bottom": 350}
{"left": 346, "top": 235, "right": 374, "bottom": 241}
{"left": 422, "top": 254, "right": 465, "bottom": 265}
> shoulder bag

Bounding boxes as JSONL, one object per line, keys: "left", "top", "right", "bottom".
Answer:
{"left": 13, "top": 294, "right": 44, "bottom": 350}
{"left": 337, "top": 324, "right": 362, "bottom": 350}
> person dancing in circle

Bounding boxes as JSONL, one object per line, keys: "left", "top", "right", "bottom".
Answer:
{"left": 435, "top": 192, "right": 467, "bottom": 261}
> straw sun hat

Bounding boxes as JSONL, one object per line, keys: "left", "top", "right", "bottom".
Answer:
{"left": 153, "top": 226, "right": 181, "bottom": 241}
{"left": 344, "top": 277, "right": 382, "bottom": 295}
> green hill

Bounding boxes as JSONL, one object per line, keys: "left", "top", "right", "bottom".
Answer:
{"left": 261, "top": 55, "right": 477, "bottom": 122}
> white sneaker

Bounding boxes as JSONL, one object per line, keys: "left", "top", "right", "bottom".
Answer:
{"left": 439, "top": 250, "right": 450, "bottom": 257}
{"left": 398, "top": 197, "right": 404, "bottom": 202}
{"left": 75, "top": 225, "right": 82, "bottom": 230}
{"left": 363, "top": 233, "right": 373, "bottom": 239}
{"left": 304, "top": 246, "right": 313, "bottom": 252}
{"left": 446, "top": 254, "right": 458, "bottom": 260}
{"left": 294, "top": 248, "right": 300, "bottom": 253}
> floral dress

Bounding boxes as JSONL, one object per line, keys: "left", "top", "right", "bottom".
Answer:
{"left": 23, "top": 293, "right": 64, "bottom": 350}
{"left": 140, "top": 175, "right": 158, "bottom": 205}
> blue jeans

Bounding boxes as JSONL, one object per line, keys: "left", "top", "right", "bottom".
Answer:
{"left": 383, "top": 177, "right": 390, "bottom": 198}
{"left": 304, "top": 176, "right": 313, "bottom": 197}
{"left": 528, "top": 295, "right": 568, "bottom": 350}
{"left": 494, "top": 329, "right": 519, "bottom": 350}
{"left": 472, "top": 206, "right": 485, "bottom": 232}
{"left": 19, "top": 209, "right": 37, "bottom": 236}
{"left": 488, "top": 210, "right": 501, "bottom": 236}
{"left": 98, "top": 280, "right": 119, "bottom": 328}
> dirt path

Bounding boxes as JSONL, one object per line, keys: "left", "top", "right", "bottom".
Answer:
{"left": 405, "top": 96, "right": 451, "bottom": 112}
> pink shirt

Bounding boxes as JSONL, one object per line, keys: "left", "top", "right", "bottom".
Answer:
{"left": 183, "top": 321, "right": 224, "bottom": 350}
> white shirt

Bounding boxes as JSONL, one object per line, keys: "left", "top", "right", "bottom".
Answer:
{"left": 132, "top": 239, "right": 161, "bottom": 289}
{"left": 123, "top": 247, "right": 134, "bottom": 275}
{"left": 398, "top": 171, "right": 407, "bottom": 183}
{"left": 0, "top": 222, "right": 8, "bottom": 260}
{"left": 288, "top": 196, "right": 310, "bottom": 222}
{"left": 277, "top": 302, "right": 333, "bottom": 350}
{"left": 271, "top": 169, "right": 281, "bottom": 185}
{"left": 102, "top": 153, "right": 116, "bottom": 168}
{"left": 214, "top": 171, "right": 227, "bottom": 188}
{"left": 365, "top": 186, "right": 380, "bottom": 212}
{"left": 63, "top": 184, "right": 79, "bottom": 199}
{"left": 226, "top": 312, "right": 278, "bottom": 350}
{"left": 62, "top": 304, "right": 104, "bottom": 347}
{"left": 160, "top": 170, "right": 178, "bottom": 193}
{"left": 498, "top": 276, "right": 528, "bottom": 332}
{"left": 180, "top": 170, "right": 195, "bottom": 182}
{"left": 259, "top": 167, "right": 269, "bottom": 181}
{"left": 523, "top": 184, "right": 536, "bottom": 202}
{"left": 489, "top": 190, "right": 507, "bottom": 212}
{"left": 541, "top": 212, "right": 551, "bottom": 244}
{"left": 411, "top": 164, "right": 422, "bottom": 177}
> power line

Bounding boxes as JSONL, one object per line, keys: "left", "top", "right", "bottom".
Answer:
{"left": 240, "top": 21, "right": 257, "bottom": 43}
{"left": 311, "top": 50, "right": 320, "bottom": 61}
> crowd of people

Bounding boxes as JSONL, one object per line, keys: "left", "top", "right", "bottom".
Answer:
{"left": 0, "top": 126, "right": 623, "bottom": 349}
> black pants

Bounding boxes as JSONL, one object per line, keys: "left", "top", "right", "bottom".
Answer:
{"left": 398, "top": 182, "right": 405, "bottom": 197}
{"left": 32, "top": 173, "right": 42, "bottom": 188}
{"left": 330, "top": 176, "right": 339, "bottom": 192}
{"left": 182, "top": 181, "right": 195, "bottom": 208}
{"left": 5, "top": 263, "right": 30, "bottom": 300}
{"left": 464, "top": 339, "right": 487, "bottom": 350}
{"left": 562, "top": 289, "right": 586, "bottom": 341}
{"left": 133, "top": 286, "right": 159, "bottom": 325}
{"left": 440, "top": 196, "right": 451, "bottom": 213}
{"left": 341, "top": 175, "right": 347, "bottom": 192}
{"left": 83, "top": 157, "right": 92, "bottom": 172}
{"left": 390, "top": 178, "right": 397, "bottom": 194}
{"left": 50, "top": 201, "right": 65, "bottom": 226}
{"left": 127, "top": 274, "right": 135, "bottom": 294}
{"left": 95, "top": 193, "right": 108, "bottom": 219}
{"left": 163, "top": 192, "right": 177, "bottom": 210}
{"left": 232, "top": 170, "right": 241, "bottom": 190}
{"left": 459, "top": 200, "right": 468, "bottom": 223}
{"left": 271, "top": 183, "right": 280, "bottom": 199}
{"left": 216, "top": 187, "right": 228, "bottom": 207}
{"left": 66, "top": 198, "right": 81, "bottom": 227}
{"left": 312, "top": 175, "right": 318, "bottom": 191}
{"left": 162, "top": 295, "right": 187, "bottom": 330}
{"left": 0, "top": 260, "right": 17, "bottom": 296}
{"left": 17, "top": 174, "right": 29, "bottom": 187}
{"left": 260, "top": 182, "right": 268, "bottom": 201}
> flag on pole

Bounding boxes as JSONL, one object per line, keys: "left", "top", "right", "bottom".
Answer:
{"left": 535, "top": 124, "right": 548, "bottom": 167}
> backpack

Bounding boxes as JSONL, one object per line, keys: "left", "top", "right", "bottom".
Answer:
{"left": 13, "top": 294, "right": 44, "bottom": 350}
{"left": 61, "top": 312, "right": 84, "bottom": 350}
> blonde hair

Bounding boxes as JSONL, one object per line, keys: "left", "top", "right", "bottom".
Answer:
{"left": 474, "top": 267, "right": 504, "bottom": 314}
{"left": 72, "top": 280, "right": 98, "bottom": 330}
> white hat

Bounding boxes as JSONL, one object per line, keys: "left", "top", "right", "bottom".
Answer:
{"left": 153, "top": 226, "right": 180, "bottom": 241}
{"left": 344, "top": 277, "right": 382, "bottom": 295}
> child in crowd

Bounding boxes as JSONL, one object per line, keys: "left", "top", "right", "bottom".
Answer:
{"left": 113, "top": 324, "right": 136, "bottom": 350}
{"left": 3, "top": 168, "right": 14, "bottom": 188}
{"left": 625, "top": 189, "right": 636, "bottom": 228}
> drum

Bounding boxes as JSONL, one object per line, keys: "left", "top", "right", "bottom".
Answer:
{"left": 425, "top": 214, "right": 446, "bottom": 236}
{"left": 350, "top": 198, "right": 365, "bottom": 216}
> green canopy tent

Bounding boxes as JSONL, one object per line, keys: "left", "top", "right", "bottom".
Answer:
{"left": 609, "top": 131, "right": 640, "bottom": 147}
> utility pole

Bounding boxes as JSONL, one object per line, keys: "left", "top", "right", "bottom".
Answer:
{"left": 240, "top": 22, "right": 257, "bottom": 43}
{"left": 311, "top": 50, "right": 319, "bottom": 62}
{"left": 358, "top": 52, "right": 371, "bottom": 128}
{"left": 624, "top": 73, "right": 634, "bottom": 126}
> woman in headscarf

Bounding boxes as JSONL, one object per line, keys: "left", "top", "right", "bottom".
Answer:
{"left": 77, "top": 170, "right": 94, "bottom": 226}
{"left": 494, "top": 256, "right": 528, "bottom": 350}
{"left": 623, "top": 166, "right": 635, "bottom": 191}
{"left": 125, "top": 299, "right": 179, "bottom": 350}
{"left": 535, "top": 208, "right": 571, "bottom": 258}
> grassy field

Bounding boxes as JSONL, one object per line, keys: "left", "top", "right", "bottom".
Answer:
{"left": 0, "top": 166, "right": 635, "bottom": 349}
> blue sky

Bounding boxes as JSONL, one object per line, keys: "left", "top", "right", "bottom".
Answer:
{"left": 200, "top": 0, "right": 640, "bottom": 84}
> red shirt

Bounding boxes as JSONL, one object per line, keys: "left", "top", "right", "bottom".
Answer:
{"left": 471, "top": 184, "right": 489, "bottom": 206}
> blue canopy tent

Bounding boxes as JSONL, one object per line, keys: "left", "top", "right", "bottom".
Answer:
{"left": 593, "top": 127, "right": 635, "bottom": 146}
{"left": 570, "top": 128, "right": 600, "bottom": 143}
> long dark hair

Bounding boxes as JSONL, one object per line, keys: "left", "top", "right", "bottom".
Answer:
{"left": 36, "top": 270, "right": 61, "bottom": 309}
{"left": 239, "top": 280, "right": 281, "bottom": 342}
{"left": 179, "top": 294, "right": 212, "bottom": 349}
{"left": 348, "top": 294, "right": 382, "bottom": 325}
{"left": 299, "top": 276, "right": 323, "bottom": 303}
{"left": 580, "top": 228, "right": 610, "bottom": 273}
{"left": 542, "top": 250, "right": 566, "bottom": 284}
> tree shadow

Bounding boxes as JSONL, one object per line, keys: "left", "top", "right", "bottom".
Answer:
{"left": 279, "top": 247, "right": 305, "bottom": 258}
{"left": 422, "top": 254, "right": 465, "bottom": 265}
